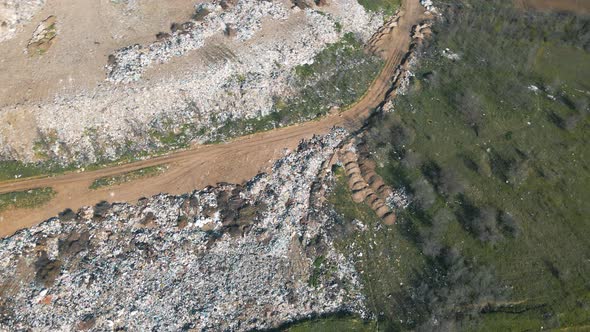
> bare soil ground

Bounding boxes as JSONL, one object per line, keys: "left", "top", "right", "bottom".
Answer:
{"left": 0, "top": 0, "right": 425, "bottom": 237}
{"left": 515, "top": 0, "right": 590, "bottom": 14}
{"left": 0, "top": 0, "right": 199, "bottom": 107}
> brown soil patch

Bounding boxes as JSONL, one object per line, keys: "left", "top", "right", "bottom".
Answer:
{"left": 0, "top": 109, "right": 39, "bottom": 162}
{"left": 38, "top": 295, "right": 53, "bottom": 305}
{"left": 0, "top": 0, "right": 427, "bottom": 237}
{"left": 0, "top": 0, "right": 200, "bottom": 106}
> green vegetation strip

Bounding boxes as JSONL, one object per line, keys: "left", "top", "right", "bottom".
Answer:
{"left": 283, "top": 316, "right": 376, "bottom": 332}
{"left": 0, "top": 187, "right": 56, "bottom": 213}
{"left": 89, "top": 165, "right": 168, "bottom": 190}
{"left": 330, "top": 0, "right": 590, "bottom": 330}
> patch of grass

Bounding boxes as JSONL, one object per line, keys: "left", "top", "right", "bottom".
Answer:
{"left": 45, "top": 23, "right": 57, "bottom": 39}
{"left": 0, "top": 187, "right": 56, "bottom": 213}
{"left": 357, "top": 0, "right": 400, "bottom": 16}
{"left": 149, "top": 121, "right": 205, "bottom": 149}
{"left": 533, "top": 43, "right": 590, "bottom": 96}
{"left": 329, "top": 167, "right": 383, "bottom": 224}
{"left": 354, "top": 0, "right": 590, "bottom": 329}
{"left": 282, "top": 316, "right": 377, "bottom": 332}
{"left": 0, "top": 150, "right": 155, "bottom": 184}
{"left": 334, "top": 21, "right": 343, "bottom": 33}
{"left": 28, "top": 18, "right": 58, "bottom": 56}
{"left": 89, "top": 165, "right": 168, "bottom": 190}
{"left": 0, "top": 125, "right": 196, "bottom": 184}
{"left": 309, "top": 255, "right": 326, "bottom": 287}
{"left": 0, "top": 161, "right": 56, "bottom": 182}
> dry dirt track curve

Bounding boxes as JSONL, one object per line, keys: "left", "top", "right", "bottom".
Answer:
{"left": 0, "top": 0, "right": 426, "bottom": 237}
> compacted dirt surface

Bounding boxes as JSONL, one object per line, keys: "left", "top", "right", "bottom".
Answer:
{"left": 0, "top": 0, "right": 425, "bottom": 237}
{"left": 0, "top": 0, "right": 199, "bottom": 106}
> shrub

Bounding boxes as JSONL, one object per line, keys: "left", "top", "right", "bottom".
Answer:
{"left": 471, "top": 206, "right": 503, "bottom": 244}
{"left": 401, "top": 150, "right": 422, "bottom": 169}
{"left": 433, "top": 208, "right": 454, "bottom": 229}
{"left": 506, "top": 158, "right": 530, "bottom": 187}
{"left": 564, "top": 113, "right": 584, "bottom": 131}
{"left": 411, "top": 178, "right": 436, "bottom": 210}
{"left": 574, "top": 97, "right": 589, "bottom": 113}
{"left": 454, "top": 90, "right": 484, "bottom": 136}
{"left": 498, "top": 211, "right": 520, "bottom": 238}
{"left": 389, "top": 121, "right": 415, "bottom": 149}
{"left": 438, "top": 167, "right": 466, "bottom": 196}
{"left": 411, "top": 247, "right": 506, "bottom": 330}
{"left": 421, "top": 208, "right": 453, "bottom": 257}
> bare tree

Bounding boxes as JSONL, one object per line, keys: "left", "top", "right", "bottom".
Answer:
{"left": 471, "top": 206, "right": 502, "bottom": 244}
{"left": 438, "top": 167, "right": 466, "bottom": 196}
{"left": 390, "top": 121, "right": 415, "bottom": 149}
{"left": 402, "top": 150, "right": 423, "bottom": 169}
{"left": 575, "top": 97, "right": 588, "bottom": 114}
{"left": 499, "top": 211, "right": 520, "bottom": 237}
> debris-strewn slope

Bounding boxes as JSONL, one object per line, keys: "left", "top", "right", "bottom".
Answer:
{"left": 0, "top": 0, "right": 45, "bottom": 43}
{"left": 0, "top": 129, "right": 366, "bottom": 331}
{"left": 0, "top": 0, "right": 383, "bottom": 166}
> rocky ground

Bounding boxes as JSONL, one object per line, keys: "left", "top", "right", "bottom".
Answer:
{"left": 0, "top": 129, "right": 371, "bottom": 331}
{"left": 0, "top": 0, "right": 383, "bottom": 166}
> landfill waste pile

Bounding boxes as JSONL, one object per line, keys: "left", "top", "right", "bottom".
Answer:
{"left": 0, "top": 0, "right": 383, "bottom": 166}
{"left": 0, "top": 129, "right": 368, "bottom": 331}
{"left": 0, "top": 0, "right": 46, "bottom": 42}
{"left": 106, "top": 0, "right": 290, "bottom": 83}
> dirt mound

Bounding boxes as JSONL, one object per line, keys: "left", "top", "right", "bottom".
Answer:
{"left": 26, "top": 15, "right": 56, "bottom": 55}
{"left": 338, "top": 140, "right": 397, "bottom": 225}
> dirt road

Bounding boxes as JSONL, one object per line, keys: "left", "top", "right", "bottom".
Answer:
{"left": 0, "top": 0, "right": 425, "bottom": 237}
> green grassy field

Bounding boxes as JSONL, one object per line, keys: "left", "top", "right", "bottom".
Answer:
{"left": 0, "top": 187, "right": 56, "bottom": 213}
{"left": 0, "top": 161, "right": 56, "bottom": 182}
{"left": 325, "top": 0, "right": 590, "bottom": 330}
